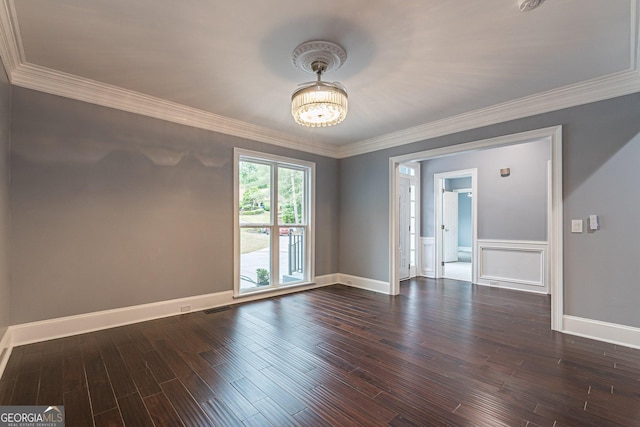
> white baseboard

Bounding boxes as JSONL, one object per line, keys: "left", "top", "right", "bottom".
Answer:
{"left": 0, "top": 328, "right": 11, "bottom": 379}
{"left": 315, "top": 273, "right": 339, "bottom": 287}
{"left": 7, "top": 274, "right": 340, "bottom": 349}
{"left": 562, "top": 315, "right": 640, "bottom": 350}
{"left": 338, "top": 273, "right": 390, "bottom": 294}
{"left": 10, "top": 291, "right": 235, "bottom": 347}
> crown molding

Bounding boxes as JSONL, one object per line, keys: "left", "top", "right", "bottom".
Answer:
{"left": 336, "top": 69, "right": 640, "bottom": 158}
{"left": 1, "top": 0, "right": 639, "bottom": 160}
{"left": 10, "top": 63, "right": 340, "bottom": 158}
{"left": 338, "top": 0, "right": 640, "bottom": 158}
{"left": 0, "top": 0, "right": 20, "bottom": 75}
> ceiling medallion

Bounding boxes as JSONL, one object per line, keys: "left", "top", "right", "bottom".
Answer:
{"left": 291, "top": 41, "right": 348, "bottom": 128}
{"left": 518, "top": 0, "right": 545, "bottom": 12}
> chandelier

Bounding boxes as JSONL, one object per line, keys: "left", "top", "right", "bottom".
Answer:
{"left": 291, "top": 41, "right": 348, "bottom": 127}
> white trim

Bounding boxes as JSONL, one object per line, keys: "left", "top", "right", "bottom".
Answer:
{"left": 420, "top": 237, "right": 436, "bottom": 278}
{"left": 232, "top": 275, "right": 336, "bottom": 302}
{"left": 390, "top": 126, "right": 563, "bottom": 330}
{"left": 7, "top": 274, "right": 339, "bottom": 349}
{"left": 9, "top": 63, "right": 340, "bottom": 158}
{"left": 233, "top": 148, "right": 316, "bottom": 298}
{"left": 338, "top": 273, "right": 390, "bottom": 294}
{"left": 0, "top": 1, "right": 637, "bottom": 159}
{"left": 563, "top": 315, "right": 640, "bottom": 350}
{"left": 0, "top": 0, "right": 20, "bottom": 74}
{"left": 9, "top": 291, "right": 233, "bottom": 347}
{"left": 0, "top": 328, "right": 11, "bottom": 378}
{"left": 389, "top": 159, "right": 400, "bottom": 295}
{"left": 476, "top": 239, "right": 548, "bottom": 293}
{"left": 337, "top": 72, "right": 640, "bottom": 158}
{"left": 549, "top": 126, "right": 564, "bottom": 331}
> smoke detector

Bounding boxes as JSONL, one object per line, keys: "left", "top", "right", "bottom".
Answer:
{"left": 518, "top": 0, "right": 545, "bottom": 12}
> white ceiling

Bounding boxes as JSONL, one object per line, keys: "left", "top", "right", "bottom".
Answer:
{"left": 1, "top": 0, "right": 639, "bottom": 157}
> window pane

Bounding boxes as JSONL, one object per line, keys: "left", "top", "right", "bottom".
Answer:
{"left": 278, "top": 167, "right": 305, "bottom": 225}
{"left": 239, "top": 161, "right": 271, "bottom": 225}
{"left": 279, "top": 227, "right": 305, "bottom": 283}
{"left": 240, "top": 227, "right": 271, "bottom": 289}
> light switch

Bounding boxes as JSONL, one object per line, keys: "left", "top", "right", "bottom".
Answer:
{"left": 589, "top": 215, "right": 599, "bottom": 230}
{"left": 571, "top": 219, "right": 583, "bottom": 233}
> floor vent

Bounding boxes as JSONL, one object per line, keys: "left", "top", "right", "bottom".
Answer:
{"left": 204, "top": 306, "right": 232, "bottom": 315}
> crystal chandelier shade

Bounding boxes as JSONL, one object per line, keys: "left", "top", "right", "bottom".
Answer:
{"left": 291, "top": 41, "right": 348, "bottom": 128}
{"left": 291, "top": 81, "right": 348, "bottom": 127}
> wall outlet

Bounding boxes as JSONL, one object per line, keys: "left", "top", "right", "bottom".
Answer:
{"left": 180, "top": 305, "right": 191, "bottom": 313}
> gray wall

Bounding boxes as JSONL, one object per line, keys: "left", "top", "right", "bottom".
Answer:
{"left": 10, "top": 87, "right": 339, "bottom": 324}
{"left": 0, "top": 63, "right": 10, "bottom": 339}
{"left": 339, "top": 92, "right": 640, "bottom": 328}
{"left": 421, "top": 140, "right": 550, "bottom": 241}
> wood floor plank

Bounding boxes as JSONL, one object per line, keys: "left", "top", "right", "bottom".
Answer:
{"left": 37, "top": 352, "right": 63, "bottom": 405}
{"left": 10, "top": 370, "right": 40, "bottom": 405}
{"left": 83, "top": 351, "right": 118, "bottom": 415}
{"left": 252, "top": 396, "right": 297, "bottom": 427}
{"left": 94, "top": 407, "right": 125, "bottom": 427}
{"left": 129, "top": 368, "right": 162, "bottom": 398}
{"left": 63, "top": 387, "right": 94, "bottom": 427}
{"left": 99, "top": 340, "right": 137, "bottom": 398}
{"left": 160, "top": 379, "right": 215, "bottom": 426}
{"left": 141, "top": 350, "right": 176, "bottom": 384}
{"left": 62, "top": 353, "right": 86, "bottom": 395}
{"left": 143, "top": 392, "right": 185, "bottom": 427}
{"left": 200, "top": 397, "right": 243, "bottom": 427}
{"left": 0, "top": 378, "right": 16, "bottom": 405}
{"left": 2, "top": 280, "right": 640, "bottom": 425}
{"left": 118, "top": 392, "right": 155, "bottom": 427}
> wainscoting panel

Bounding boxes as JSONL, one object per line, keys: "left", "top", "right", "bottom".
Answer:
{"left": 477, "top": 240, "right": 548, "bottom": 294}
{"left": 421, "top": 237, "right": 435, "bottom": 278}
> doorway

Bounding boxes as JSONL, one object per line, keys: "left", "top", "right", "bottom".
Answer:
{"left": 434, "top": 169, "right": 477, "bottom": 282}
{"left": 398, "top": 163, "right": 419, "bottom": 280}
{"left": 389, "top": 126, "right": 563, "bottom": 331}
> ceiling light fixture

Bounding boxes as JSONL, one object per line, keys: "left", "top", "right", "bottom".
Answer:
{"left": 291, "top": 41, "right": 348, "bottom": 127}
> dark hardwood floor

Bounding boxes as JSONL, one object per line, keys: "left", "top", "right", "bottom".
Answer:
{"left": 1, "top": 278, "right": 640, "bottom": 426}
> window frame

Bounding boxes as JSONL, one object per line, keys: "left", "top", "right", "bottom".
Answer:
{"left": 233, "top": 148, "right": 315, "bottom": 297}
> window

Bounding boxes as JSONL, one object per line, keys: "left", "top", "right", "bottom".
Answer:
{"left": 234, "top": 149, "right": 315, "bottom": 295}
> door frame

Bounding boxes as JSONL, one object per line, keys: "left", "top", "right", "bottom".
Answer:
{"left": 397, "top": 163, "right": 420, "bottom": 280}
{"left": 389, "top": 126, "right": 563, "bottom": 331}
{"left": 434, "top": 169, "right": 477, "bottom": 282}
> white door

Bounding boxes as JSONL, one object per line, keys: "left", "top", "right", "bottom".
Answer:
{"left": 442, "top": 190, "right": 459, "bottom": 263}
{"left": 398, "top": 177, "right": 411, "bottom": 280}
